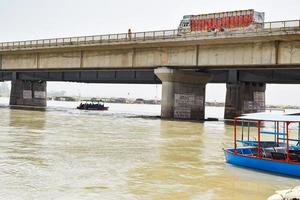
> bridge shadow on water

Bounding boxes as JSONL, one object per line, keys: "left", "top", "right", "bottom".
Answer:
{"left": 126, "top": 120, "right": 222, "bottom": 199}
{"left": 6, "top": 108, "right": 48, "bottom": 169}
{"left": 9, "top": 108, "right": 46, "bottom": 130}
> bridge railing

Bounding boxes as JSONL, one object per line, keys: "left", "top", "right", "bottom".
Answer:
{"left": 263, "top": 20, "right": 300, "bottom": 30}
{"left": 0, "top": 20, "right": 299, "bottom": 51}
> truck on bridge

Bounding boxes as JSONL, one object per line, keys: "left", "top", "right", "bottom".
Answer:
{"left": 178, "top": 9, "right": 265, "bottom": 33}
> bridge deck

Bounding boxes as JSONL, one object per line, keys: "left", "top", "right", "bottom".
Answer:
{"left": 0, "top": 20, "right": 299, "bottom": 52}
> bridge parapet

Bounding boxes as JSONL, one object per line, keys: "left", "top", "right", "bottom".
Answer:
{"left": 0, "top": 20, "right": 299, "bottom": 52}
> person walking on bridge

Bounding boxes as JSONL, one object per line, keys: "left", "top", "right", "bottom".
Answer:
{"left": 128, "top": 29, "right": 132, "bottom": 40}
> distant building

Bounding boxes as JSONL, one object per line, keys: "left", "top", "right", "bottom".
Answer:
{"left": 48, "top": 90, "right": 66, "bottom": 97}
{"left": 144, "top": 99, "right": 158, "bottom": 104}
{"left": 132, "top": 98, "right": 160, "bottom": 104}
{"left": 115, "top": 98, "right": 127, "bottom": 103}
{"left": 54, "top": 96, "right": 77, "bottom": 101}
{"left": 134, "top": 98, "right": 144, "bottom": 104}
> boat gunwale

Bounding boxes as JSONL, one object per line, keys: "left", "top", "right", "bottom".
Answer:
{"left": 223, "top": 148, "right": 300, "bottom": 165}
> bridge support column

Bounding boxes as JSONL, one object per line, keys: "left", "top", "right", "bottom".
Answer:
{"left": 224, "top": 82, "right": 266, "bottom": 119}
{"left": 155, "top": 67, "right": 212, "bottom": 121}
{"left": 10, "top": 79, "right": 47, "bottom": 108}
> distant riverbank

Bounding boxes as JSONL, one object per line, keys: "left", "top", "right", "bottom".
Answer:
{"left": 48, "top": 96, "right": 300, "bottom": 110}
{"left": 2, "top": 94, "right": 300, "bottom": 110}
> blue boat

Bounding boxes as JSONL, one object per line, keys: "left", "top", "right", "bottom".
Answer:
{"left": 224, "top": 112, "right": 300, "bottom": 177}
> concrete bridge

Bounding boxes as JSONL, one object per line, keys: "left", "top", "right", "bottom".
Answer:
{"left": 1, "top": 20, "right": 300, "bottom": 120}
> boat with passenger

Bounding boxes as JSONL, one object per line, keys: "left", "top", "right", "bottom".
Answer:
{"left": 224, "top": 112, "right": 300, "bottom": 177}
{"left": 77, "top": 99, "right": 109, "bottom": 111}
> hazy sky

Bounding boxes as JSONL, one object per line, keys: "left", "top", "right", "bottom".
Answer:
{"left": 0, "top": 0, "right": 300, "bottom": 105}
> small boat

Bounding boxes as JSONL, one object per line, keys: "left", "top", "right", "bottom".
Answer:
{"left": 224, "top": 112, "right": 300, "bottom": 177}
{"left": 77, "top": 100, "right": 109, "bottom": 111}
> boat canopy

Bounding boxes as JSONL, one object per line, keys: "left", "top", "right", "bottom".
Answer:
{"left": 237, "top": 112, "right": 300, "bottom": 122}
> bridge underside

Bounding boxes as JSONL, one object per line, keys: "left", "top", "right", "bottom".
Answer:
{"left": 2, "top": 68, "right": 300, "bottom": 83}
{"left": 2, "top": 68, "right": 300, "bottom": 120}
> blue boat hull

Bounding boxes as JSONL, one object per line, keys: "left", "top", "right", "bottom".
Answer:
{"left": 224, "top": 149, "right": 300, "bottom": 177}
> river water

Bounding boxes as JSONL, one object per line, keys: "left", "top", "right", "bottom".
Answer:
{"left": 0, "top": 97, "right": 299, "bottom": 200}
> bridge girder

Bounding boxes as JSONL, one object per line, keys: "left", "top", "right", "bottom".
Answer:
{"left": 1, "top": 69, "right": 300, "bottom": 84}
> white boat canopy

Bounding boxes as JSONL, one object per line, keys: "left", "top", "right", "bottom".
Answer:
{"left": 237, "top": 112, "right": 300, "bottom": 122}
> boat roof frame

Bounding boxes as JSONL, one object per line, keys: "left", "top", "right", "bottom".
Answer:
{"left": 237, "top": 112, "right": 300, "bottom": 123}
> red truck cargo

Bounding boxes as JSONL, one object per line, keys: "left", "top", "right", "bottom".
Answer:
{"left": 178, "top": 9, "right": 264, "bottom": 34}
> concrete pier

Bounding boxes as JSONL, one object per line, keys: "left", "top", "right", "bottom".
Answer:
{"left": 155, "top": 67, "right": 212, "bottom": 121}
{"left": 224, "top": 82, "right": 266, "bottom": 119}
{"left": 10, "top": 80, "right": 47, "bottom": 108}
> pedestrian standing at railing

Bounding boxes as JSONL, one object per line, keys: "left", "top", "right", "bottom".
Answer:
{"left": 128, "top": 29, "right": 132, "bottom": 40}
{"left": 220, "top": 25, "right": 225, "bottom": 32}
{"left": 211, "top": 27, "right": 218, "bottom": 36}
